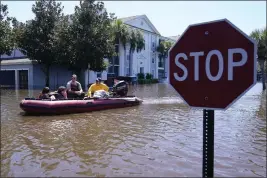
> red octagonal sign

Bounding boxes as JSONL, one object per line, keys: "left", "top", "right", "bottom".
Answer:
{"left": 168, "top": 19, "right": 257, "bottom": 110}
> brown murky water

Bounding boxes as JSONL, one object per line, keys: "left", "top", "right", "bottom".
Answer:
{"left": 1, "top": 83, "right": 266, "bottom": 177}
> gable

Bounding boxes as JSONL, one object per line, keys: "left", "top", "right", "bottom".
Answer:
{"left": 120, "top": 15, "right": 160, "bottom": 35}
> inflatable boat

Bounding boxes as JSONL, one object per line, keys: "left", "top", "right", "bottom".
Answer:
{"left": 20, "top": 96, "right": 142, "bottom": 115}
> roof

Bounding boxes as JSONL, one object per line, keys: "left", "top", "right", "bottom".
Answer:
{"left": 0, "top": 49, "right": 27, "bottom": 60}
{"left": 0, "top": 58, "right": 37, "bottom": 65}
{"left": 118, "top": 14, "right": 161, "bottom": 35}
{"left": 119, "top": 15, "right": 143, "bottom": 23}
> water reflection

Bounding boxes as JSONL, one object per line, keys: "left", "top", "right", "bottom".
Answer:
{"left": 1, "top": 83, "right": 266, "bottom": 177}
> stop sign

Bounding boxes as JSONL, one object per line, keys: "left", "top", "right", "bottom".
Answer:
{"left": 168, "top": 19, "right": 257, "bottom": 110}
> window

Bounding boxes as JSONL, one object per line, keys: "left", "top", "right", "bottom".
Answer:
{"left": 126, "top": 68, "right": 130, "bottom": 75}
{"left": 127, "top": 55, "right": 130, "bottom": 61}
{"left": 152, "top": 58, "right": 155, "bottom": 63}
{"left": 140, "top": 67, "right": 144, "bottom": 74}
{"left": 152, "top": 70, "right": 155, "bottom": 78}
{"left": 108, "top": 66, "right": 113, "bottom": 73}
{"left": 115, "top": 44, "right": 119, "bottom": 53}
{"left": 114, "top": 56, "right": 119, "bottom": 65}
{"left": 114, "top": 66, "right": 119, "bottom": 77}
{"left": 108, "top": 57, "right": 113, "bottom": 64}
{"left": 96, "top": 72, "right": 101, "bottom": 78}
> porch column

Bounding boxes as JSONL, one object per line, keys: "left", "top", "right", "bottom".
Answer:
{"left": 155, "top": 55, "right": 159, "bottom": 79}
{"left": 15, "top": 70, "right": 19, "bottom": 90}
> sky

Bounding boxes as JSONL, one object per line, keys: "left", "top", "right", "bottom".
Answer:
{"left": 2, "top": 1, "right": 266, "bottom": 37}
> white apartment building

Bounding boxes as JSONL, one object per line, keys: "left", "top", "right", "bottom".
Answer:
{"left": 105, "top": 15, "right": 177, "bottom": 81}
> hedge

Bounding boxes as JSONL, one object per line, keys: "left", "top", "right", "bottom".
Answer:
{"left": 137, "top": 79, "right": 159, "bottom": 84}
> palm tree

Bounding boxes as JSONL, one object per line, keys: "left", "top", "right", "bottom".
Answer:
{"left": 136, "top": 30, "right": 145, "bottom": 52}
{"left": 250, "top": 27, "right": 267, "bottom": 90}
{"left": 135, "top": 30, "right": 145, "bottom": 75}
{"left": 112, "top": 19, "right": 130, "bottom": 75}
{"left": 128, "top": 29, "right": 137, "bottom": 76}
{"left": 128, "top": 29, "right": 145, "bottom": 76}
{"left": 112, "top": 20, "right": 145, "bottom": 76}
{"left": 156, "top": 40, "right": 173, "bottom": 77}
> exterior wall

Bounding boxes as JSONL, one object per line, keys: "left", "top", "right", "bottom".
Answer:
{"left": 118, "top": 25, "right": 161, "bottom": 78}
{"left": 0, "top": 63, "right": 34, "bottom": 90}
{"left": 32, "top": 64, "right": 73, "bottom": 90}
{"left": 117, "top": 16, "right": 179, "bottom": 80}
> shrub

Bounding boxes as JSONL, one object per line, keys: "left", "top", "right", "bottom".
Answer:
{"left": 137, "top": 78, "right": 159, "bottom": 84}
{"left": 137, "top": 73, "right": 145, "bottom": 79}
{"left": 151, "top": 79, "right": 159, "bottom": 83}
{"left": 138, "top": 79, "right": 145, "bottom": 84}
{"left": 145, "top": 73, "right": 153, "bottom": 80}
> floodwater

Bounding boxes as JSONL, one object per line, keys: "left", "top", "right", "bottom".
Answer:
{"left": 1, "top": 83, "right": 266, "bottom": 177}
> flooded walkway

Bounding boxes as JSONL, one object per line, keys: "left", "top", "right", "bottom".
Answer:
{"left": 1, "top": 83, "right": 266, "bottom": 177}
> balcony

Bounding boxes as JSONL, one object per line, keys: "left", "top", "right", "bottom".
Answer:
{"left": 114, "top": 56, "right": 119, "bottom": 65}
{"left": 158, "top": 61, "right": 164, "bottom": 68}
{"left": 115, "top": 44, "right": 119, "bottom": 53}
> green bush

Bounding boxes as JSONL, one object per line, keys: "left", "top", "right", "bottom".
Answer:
{"left": 137, "top": 73, "right": 145, "bottom": 79}
{"left": 145, "top": 73, "right": 153, "bottom": 80}
{"left": 137, "top": 78, "right": 159, "bottom": 84}
{"left": 151, "top": 79, "right": 159, "bottom": 83}
{"left": 137, "top": 79, "right": 145, "bottom": 84}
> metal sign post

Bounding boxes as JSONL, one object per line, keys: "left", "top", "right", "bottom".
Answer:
{"left": 168, "top": 19, "right": 257, "bottom": 177}
{"left": 202, "top": 109, "right": 214, "bottom": 178}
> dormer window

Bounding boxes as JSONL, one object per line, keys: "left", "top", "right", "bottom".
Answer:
{"left": 141, "top": 21, "right": 143, "bottom": 26}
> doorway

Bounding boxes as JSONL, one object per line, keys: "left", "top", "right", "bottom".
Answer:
{"left": 140, "top": 67, "right": 144, "bottom": 74}
{"left": 19, "top": 70, "right": 28, "bottom": 89}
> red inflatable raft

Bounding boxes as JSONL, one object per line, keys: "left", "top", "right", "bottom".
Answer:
{"left": 20, "top": 96, "right": 142, "bottom": 115}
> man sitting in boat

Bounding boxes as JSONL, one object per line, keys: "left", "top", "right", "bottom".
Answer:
{"left": 56, "top": 86, "right": 68, "bottom": 100}
{"left": 38, "top": 87, "right": 56, "bottom": 100}
{"left": 86, "top": 78, "right": 109, "bottom": 98}
{"left": 66, "top": 74, "right": 85, "bottom": 99}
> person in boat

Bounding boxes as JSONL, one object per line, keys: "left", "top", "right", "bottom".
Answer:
{"left": 66, "top": 74, "right": 85, "bottom": 99}
{"left": 86, "top": 78, "right": 109, "bottom": 98}
{"left": 38, "top": 87, "right": 55, "bottom": 100}
{"left": 56, "top": 86, "right": 68, "bottom": 100}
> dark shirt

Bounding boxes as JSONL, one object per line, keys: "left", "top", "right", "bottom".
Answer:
{"left": 39, "top": 93, "right": 50, "bottom": 99}
{"left": 56, "top": 93, "right": 66, "bottom": 100}
{"left": 67, "top": 81, "right": 82, "bottom": 92}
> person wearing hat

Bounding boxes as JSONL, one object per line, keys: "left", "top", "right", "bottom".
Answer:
{"left": 86, "top": 77, "right": 109, "bottom": 98}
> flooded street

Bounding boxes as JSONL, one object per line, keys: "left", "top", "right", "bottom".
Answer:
{"left": 1, "top": 83, "right": 266, "bottom": 177}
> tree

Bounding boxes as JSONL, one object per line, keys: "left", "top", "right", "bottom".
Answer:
{"left": 58, "top": 0, "right": 116, "bottom": 78}
{"left": 128, "top": 28, "right": 145, "bottom": 76}
{"left": 250, "top": 27, "right": 267, "bottom": 90}
{"left": 156, "top": 40, "right": 173, "bottom": 76}
{"left": 0, "top": 4, "right": 15, "bottom": 58}
{"left": 112, "top": 19, "right": 130, "bottom": 75}
{"left": 15, "top": 0, "right": 64, "bottom": 87}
